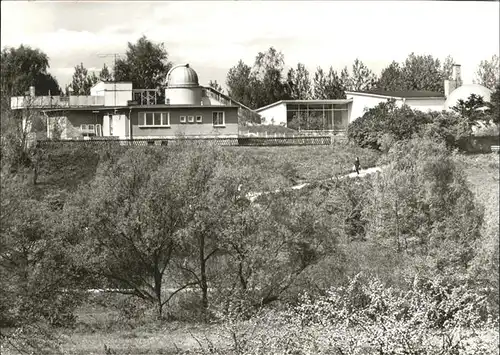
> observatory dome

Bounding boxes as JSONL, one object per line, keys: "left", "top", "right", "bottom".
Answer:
{"left": 167, "top": 64, "right": 199, "bottom": 88}
{"left": 445, "top": 84, "right": 492, "bottom": 110}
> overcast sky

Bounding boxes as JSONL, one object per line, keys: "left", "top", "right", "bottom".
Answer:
{"left": 1, "top": 1, "right": 499, "bottom": 91}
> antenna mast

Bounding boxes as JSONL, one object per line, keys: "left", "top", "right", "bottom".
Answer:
{"left": 97, "top": 53, "right": 124, "bottom": 106}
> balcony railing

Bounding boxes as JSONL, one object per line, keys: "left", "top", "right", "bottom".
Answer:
{"left": 11, "top": 95, "right": 105, "bottom": 109}
{"left": 132, "top": 89, "right": 163, "bottom": 105}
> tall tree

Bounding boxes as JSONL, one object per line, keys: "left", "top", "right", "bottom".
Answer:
{"left": 442, "top": 55, "right": 457, "bottom": 81}
{"left": 99, "top": 63, "right": 113, "bottom": 82}
{"left": 226, "top": 60, "right": 254, "bottom": 107}
{"left": 474, "top": 54, "right": 500, "bottom": 90}
{"left": 451, "top": 93, "right": 489, "bottom": 129}
{"left": 340, "top": 66, "right": 352, "bottom": 91}
{"left": 313, "top": 66, "right": 346, "bottom": 99}
{"left": 286, "top": 63, "right": 312, "bottom": 100}
{"left": 114, "top": 35, "right": 172, "bottom": 90}
{"left": 65, "top": 148, "right": 190, "bottom": 318}
{"left": 1, "top": 45, "right": 60, "bottom": 101}
{"left": 401, "top": 53, "right": 444, "bottom": 92}
{"left": 251, "top": 47, "right": 289, "bottom": 108}
{"left": 208, "top": 79, "right": 223, "bottom": 93}
{"left": 487, "top": 83, "right": 500, "bottom": 125}
{"left": 376, "top": 61, "right": 405, "bottom": 91}
{"left": 70, "top": 63, "right": 99, "bottom": 95}
{"left": 350, "top": 58, "right": 377, "bottom": 91}
{"left": 363, "top": 137, "right": 482, "bottom": 271}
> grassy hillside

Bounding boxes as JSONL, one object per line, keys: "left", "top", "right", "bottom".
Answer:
{"left": 33, "top": 142, "right": 380, "bottom": 196}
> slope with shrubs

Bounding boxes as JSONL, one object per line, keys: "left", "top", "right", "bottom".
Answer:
{"left": 1, "top": 135, "right": 497, "bottom": 354}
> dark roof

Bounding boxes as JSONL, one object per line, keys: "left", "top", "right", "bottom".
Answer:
{"left": 256, "top": 99, "right": 353, "bottom": 112}
{"left": 348, "top": 90, "right": 445, "bottom": 99}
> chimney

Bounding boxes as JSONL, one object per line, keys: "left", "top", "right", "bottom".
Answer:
{"left": 444, "top": 80, "right": 456, "bottom": 98}
{"left": 444, "top": 64, "right": 462, "bottom": 97}
{"left": 452, "top": 64, "right": 461, "bottom": 83}
{"left": 29, "top": 86, "right": 35, "bottom": 97}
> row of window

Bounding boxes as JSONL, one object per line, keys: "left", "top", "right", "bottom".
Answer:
{"left": 138, "top": 112, "right": 226, "bottom": 127}
{"left": 180, "top": 115, "right": 203, "bottom": 124}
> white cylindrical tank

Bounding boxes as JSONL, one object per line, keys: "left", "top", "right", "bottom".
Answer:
{"left": 164, "top": 64, "right": 201, "bottom": 105}
{"left": 165, "top": 87, "right": 202, "bottom": 105}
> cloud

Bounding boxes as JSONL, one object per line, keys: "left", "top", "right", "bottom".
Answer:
{"left": 1, "top": 1, "right": 498, "bottom": 89}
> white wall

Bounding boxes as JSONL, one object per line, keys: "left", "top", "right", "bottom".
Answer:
{"left": 91, "top": 82, "right": 133, "bottom": 106}
{"left": 347, "top": 94, "right": 403, "bottom": 123}
{"left": 102, "top": 114, "right": 128, "bottom": 138}
{"left": 347, "top": 94, "right": 446, "bottom": 122}
{"left": 256, "top": 103, "right": 287, "bottom": 125}
{"left": 405, "top": 98, "right": 445, "bottom": 113}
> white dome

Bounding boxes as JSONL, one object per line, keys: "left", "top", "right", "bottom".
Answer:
{"left": 167, "top": 64, "right": 199, "bottom": 88}
{"left": 445, "top": 84, "right": 492, "bottom": 110}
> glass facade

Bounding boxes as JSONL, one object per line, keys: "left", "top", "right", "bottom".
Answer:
{"left": 286, "top": 103, "right": 349, "bottom": 131}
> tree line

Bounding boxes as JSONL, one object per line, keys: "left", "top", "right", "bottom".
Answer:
{"left": 1, "top": 36, "right": 499, "bottom": 107}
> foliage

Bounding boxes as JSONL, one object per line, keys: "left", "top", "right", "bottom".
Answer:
{"left": 0, "top": 102, "right": 44, "bottom": 179}
{"left": 347, "top": 99, "right": 432, "bottom": 150}
{"left": 376, "top": 61, "right": 405, "bottom": 91}
{"left": 0, "top": 178, "right": 86, "bottom": 330}
{"left": 363, "top": 137, "right": 484, "bottom": 274}
{"left": 486, "top": 82, "right": 500, "bottom": 125}
{"left": 226, "top": 47, "right": 290, "bottom": 109}
{"left": 313, "top": 66, "right": 346, "bottom": 99}
{"left": 451, "top": 93, "right": 490, "bottom": 128}
{"left": 114, "top": 35, "right": 172, "bottom": 90}
{"left": 226, "top": 60, "right": 255, "bottom": 108}
{"left": 99, "top": 63, "right": 113, "bottom": 81}
{"left": 474, "top": 54, "right": 500, "bottom": 90}
{"left": 286, "top": 63, "right": 312, "bottom": 100}
{"left": 442, "top": 55, "right": 458, "bottom": 82}
{"left": 251, "top": 47, "right": 290, "bottom": 108}
{"left": 208, "top": 80, "right": 223, "bottom": 93}
{"left": 348, "top": 58, "right": 377, "bottom": 91}
{"left": 207, "top": 274, "right": 496, "bottom": 355}
{"left": 0, "top": 45, "right": 61, "bottom": 99}
{"left": 210, "top": 187, "right": 339, "bottom": 315}
{"left": 70, "top": 62, "right": 99, "bottom": 95}
{"left": 376, "top": 53, "right": 456, "bottom": 93}
{"left": 422, "top": 111, "right": 472, "bottom": 150}
{"left": 402, "top": 53, "right": 447, "bottom": 93}
{"left": 63, "top": 147, "right": 190, "bottom": 318}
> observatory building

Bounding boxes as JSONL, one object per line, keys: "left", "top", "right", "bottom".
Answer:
{"left": 11, "top": 64, "right": 253, "bottom": 140}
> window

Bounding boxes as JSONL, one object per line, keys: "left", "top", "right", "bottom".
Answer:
{"left": 180, "top": 115, "right": 186, "bottom": 123}
{"left": 139, "top": 112, "right": 170, "bottom": 127}
{"left": 212, "top": 111, "right": 225, "bottom": 126}
{"left": 196, "top": 115, "right": 203, "bottom": 123}
{"left": 188, "top": 115, "right": 194, "bottom": 123}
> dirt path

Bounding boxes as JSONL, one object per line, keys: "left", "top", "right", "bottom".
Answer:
{"left": 247, "top": 166, "right": 383, "bottom": 202}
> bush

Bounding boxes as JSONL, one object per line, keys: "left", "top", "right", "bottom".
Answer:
{"left": 207, "top": 275, "right": 497, "bottom": 355}
{"left": 422, "top": 111, "right": 472, "bottom": 150}
{"left": 347, "top": 99, "right": 432, "bottom": 150}
{"left": 363, "top": 137, "right": 484, "bottom": 275}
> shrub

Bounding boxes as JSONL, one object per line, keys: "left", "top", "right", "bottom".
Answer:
{"left": 362, "top": 137, "right": 484, "bottom": 275}
{"left": 347, "top": 99, "right": 432, "bottom": 150}
{"left": 206, "top": 275, "right": 497, "bottom": 355}
{"left": 422, "top": 111, "right": 472, "bottom": 150}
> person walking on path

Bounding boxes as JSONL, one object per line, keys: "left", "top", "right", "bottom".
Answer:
{"left": 354, "top": 157, "right": 360, "bottom": 175}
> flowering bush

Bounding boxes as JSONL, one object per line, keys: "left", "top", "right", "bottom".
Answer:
{"left": 200, "top": 274, "right": 498, "bottom": 355}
